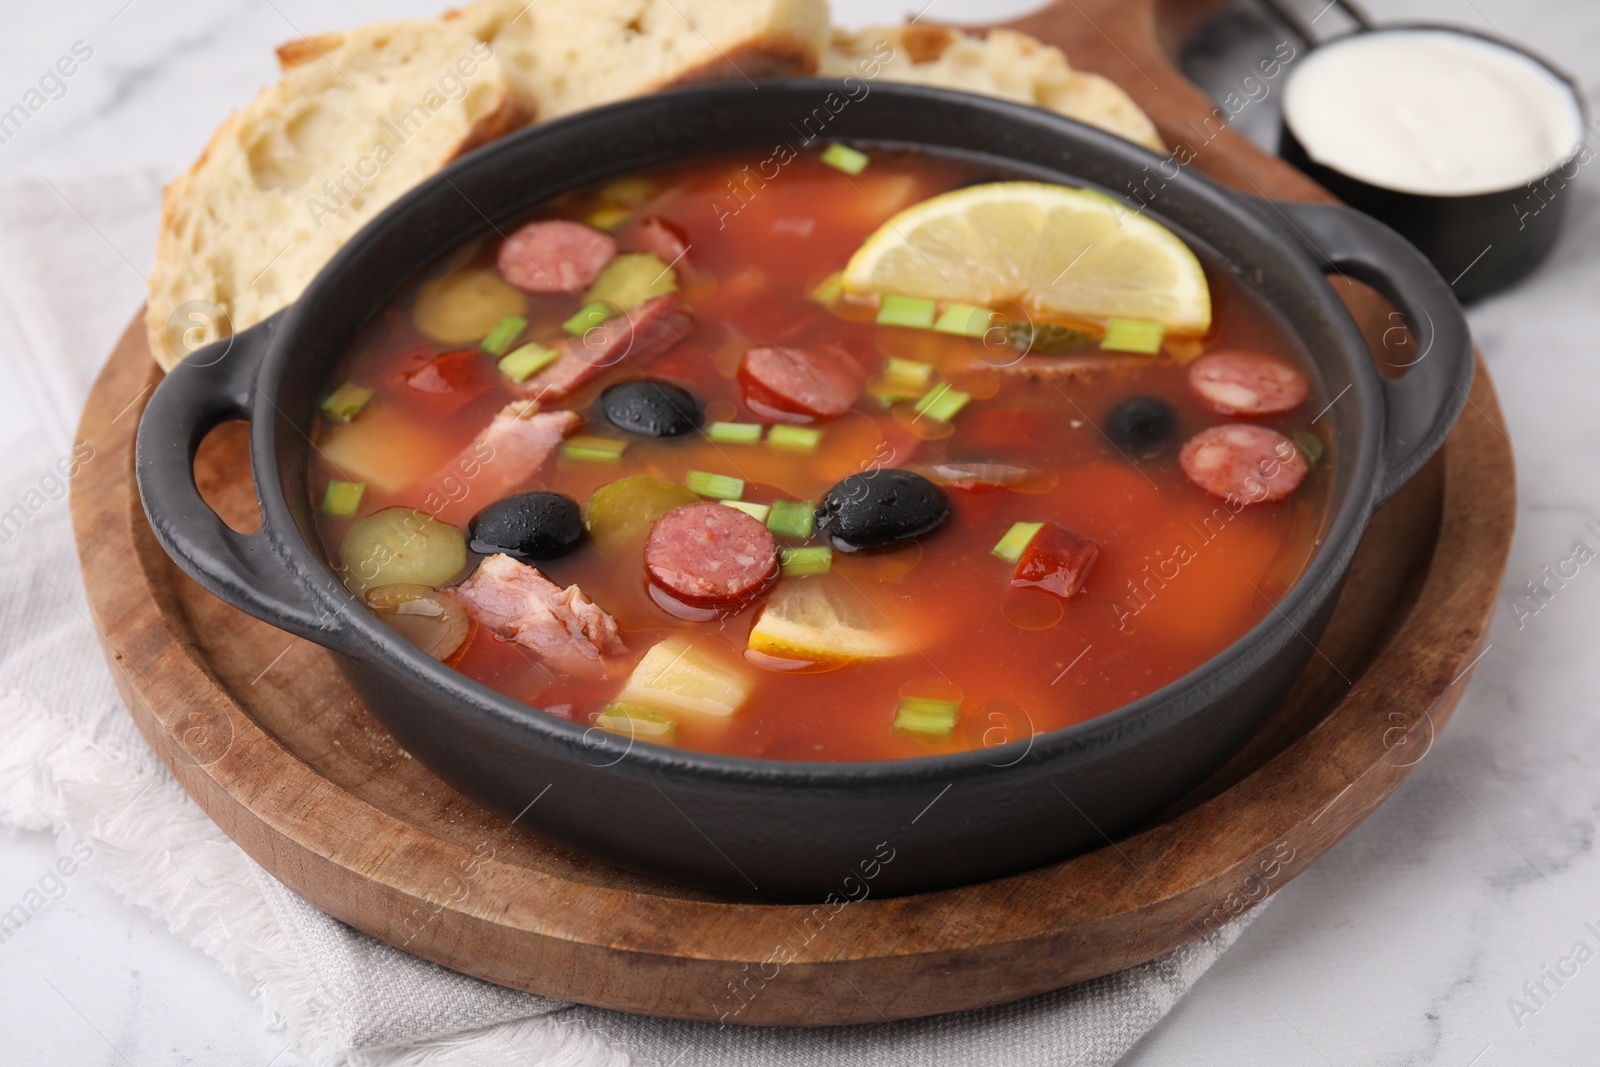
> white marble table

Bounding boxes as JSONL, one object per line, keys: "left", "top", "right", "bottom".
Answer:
{"left": 1, "top": 0, "right": 1597, "bottom": 1063}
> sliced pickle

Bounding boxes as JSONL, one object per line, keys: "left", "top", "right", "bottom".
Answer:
{"left": 339, "top": 507, "right": 467, "bottom": 593}
{"left": 413, "top": 268, "right": 527, "bottom": 344}
{"left": 583, "top": 252, "right": 676, "bottom": 311}
{"left": 583, "top": 476, "right": 698, "bottom": 554}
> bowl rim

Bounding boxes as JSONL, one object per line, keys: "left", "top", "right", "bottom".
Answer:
{"left": 249, "top": 79, "right": 1387, "bottom": 789}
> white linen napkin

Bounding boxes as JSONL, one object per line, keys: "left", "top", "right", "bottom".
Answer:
{"left": 0, "top": 171, "right": 1258, "bottom": 1066}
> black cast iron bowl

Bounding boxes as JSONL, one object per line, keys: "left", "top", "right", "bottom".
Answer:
{"left": 135, "top": 81, "right": 1472, "bottom": 899}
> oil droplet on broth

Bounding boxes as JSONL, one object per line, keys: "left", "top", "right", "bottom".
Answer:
{"left": 891, "top": 403, "right": 956, "bottom": 441}
{"left": 702, "top": 399, "right": 739, "bottom": 423}
{"left": 1002, "top": 587, "right": 1065, "bottom": 630}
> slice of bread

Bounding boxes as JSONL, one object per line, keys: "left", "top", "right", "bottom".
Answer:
{"left": 145, "top": 19, "right": 525, "bottom": 369}
{"left": 444, "top": 0, "right": 829, "bottom": 120}
{"left": 820, "top": 25, "right": 1165, "bottom": 153}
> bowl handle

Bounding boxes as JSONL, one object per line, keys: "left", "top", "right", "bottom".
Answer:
{"left": 135, "top": 313, "right": 356, "bottom": 652}
{"left": 1267, "top": 200, "right": 1475, "bottom": 505}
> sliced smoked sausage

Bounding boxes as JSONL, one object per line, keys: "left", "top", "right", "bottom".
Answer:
{"left": 644, "top": 503, "right": 779, "bottom": 608}
{"left": 498, "top": 220, "right": 617, "bottom": 293}
{"left": 1187, "top": 351, "right": 1308, "bottom": 416}
{"left": 738, "top": 344, "right": 860, "bottom": 422}
{"left": 1179, "top": 424, "right": 1308, "bottom": 504}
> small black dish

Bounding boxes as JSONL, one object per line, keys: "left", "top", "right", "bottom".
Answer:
{"left": 1279, "top": 23, "right": 1589, "bottom": 303}
{"left": 135, "top": 82, "right": 1473, "bottom": 899}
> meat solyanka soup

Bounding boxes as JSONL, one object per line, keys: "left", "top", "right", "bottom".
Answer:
{"left": 309, "top": 147, "right": 1331, "bottom": 762}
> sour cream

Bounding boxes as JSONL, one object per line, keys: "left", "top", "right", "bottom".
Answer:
{"left": 1283, "top": 29, "right": 1584, "bottom": 196}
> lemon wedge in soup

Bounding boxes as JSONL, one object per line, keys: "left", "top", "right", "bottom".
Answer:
{"left": 841, "top": 182, "right": 1212, "bottom": 335}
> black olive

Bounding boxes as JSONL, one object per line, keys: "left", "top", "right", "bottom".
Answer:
{"left": 1104, "top": 396, "right": 1177, "bottom": 457}
{"left": 815, "top": 469, "right": 949, "bottom": 552}
{"left": 469, "top": 492, "right": 584, "bottom": 561}
{"left": 600, "top": 379, "right": 702, "bottom": 438}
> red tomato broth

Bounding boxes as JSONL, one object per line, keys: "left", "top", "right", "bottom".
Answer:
{"left": 309, "top": 149, "right": 1333, "bottom": 763}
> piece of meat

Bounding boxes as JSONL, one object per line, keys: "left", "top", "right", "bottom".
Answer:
{"left": 497, "top": 219, "right": 617, "bottom": 293}
{"left": 401, "top": 349, "right": 494, "bottom": 415}
{"left": 1011, "top": 524, "right": 1099, "bottom": 598}
{"left": 1188, "top": 351, "right": 1308, "bottom": 416}
{"left": 518, "top": 292, "right": 693, "bottom": 402}
{"left": 633, "top": 216, "right": 689, "bottom": 265}
{"left": 423, "top": 401, "right": 579, "bottom": 526}
{"left": 738, "top": 344, "right": 860, "bottom": 423}
{"left": 453, "top": 554, "right": 626, "bottom": 680}
{"left": 644, "top": 503, "right": 779, "bottom": 610}
{"left": 923, "top": 461, "right": 1044, "bottom": 492}
{"left": 1179, "top": 424, "right": 1308, "bottom": 504}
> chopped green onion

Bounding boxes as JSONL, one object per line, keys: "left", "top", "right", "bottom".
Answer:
{"left": 893, "top": 696, "right": 960, "bottom": 738}
{"left": 913, "top": 383, "right": 972, "bottom": 422}
{"left": 480, "top": 314, "right": 527, "bottom": 355}
{"left": 722, "top": 500, "right": 772, "bottom": 522}
{"left": 809, "top": 271, "right": 844, "bottom": 306}
{"left": 498, "top": 342, "right": 561, "bottom": 383}
{"left": 780, "top": 546, "right": 833, "bottom": 577}
{"left": 561, "top": 435, "right": 626, "bottom": 462}
{"left": 595, "top": 702, "right": 676, "bottom": 741}
{"left": 706, "top": 421, "right": 764, "bottom": 444}
{"left": 992, "top": 521, "right": 1044, "bottom": 563}
{"left": 877, "top": 294, "right": 937, "bottom": 329}
{"left": 1101, "top": 318, "right": 1166, "bottom": 354}
{"left": 934, "top": 302, "right": 994, "bottom": 338}
{"left": 1292, "top": 430, "right": 1325, "bottom": 467}
{"left": 821, "top": 142, "right": 870, "bottom": 175}
{"left": 767, "top": 499, "right": 815, "bottom": 540}
{"left": 870, "top": 357, "right": 935, "bottom": 403}
{"left": 564, "top": 300, "right": 615, "bottom": 336}
{"left": 320, "top": 383, "right": 373, "bottom": 423}
{"left": 884, "top": 357, "right": 934, "bottom": 387}
{"left": 685, "top": 470, "right": 744, "bottom": 500}
{"left": 767, "top": 425, "right": 822, "bottom": 453}
{"left": 321, "top": 480, "right": 365, "bottom": 517}
{"left": 585, "top": 205, "right": 631, "bottom": 231}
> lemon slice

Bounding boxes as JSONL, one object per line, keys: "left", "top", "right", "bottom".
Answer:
{"left": 747, "top": 588, "right": 909, "bottom": 672}
{"left": 842, "top": 182, "right": 1211, "bottom": 334}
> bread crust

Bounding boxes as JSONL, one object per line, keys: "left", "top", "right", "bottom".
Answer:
{"left": 820, "top": 24, "right": 1166, "bottom": 153}
{"left": 275, "top": 32, "right": 346, "bottom": 69}
{"left": 145, "top": 20, "right": 526, "bottom": 370}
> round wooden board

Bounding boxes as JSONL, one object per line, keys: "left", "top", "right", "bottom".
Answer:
{"left": 71, "top": 0, "right": 1516, "bottom": 1026}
